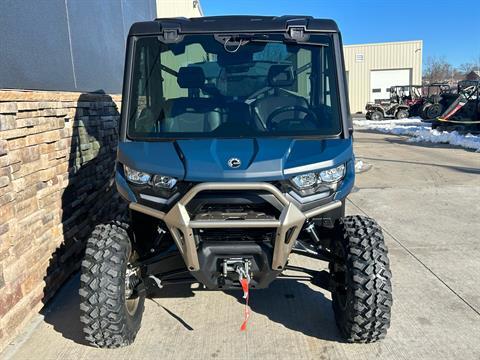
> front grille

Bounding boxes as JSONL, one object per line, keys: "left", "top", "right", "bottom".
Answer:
{"left": 187, "top": 191, "right": 281, "bottom": 243}
{"left": 195, "top": 228, "right": 276, "bottom": 242}
{"left": 185, "top": 190, "right": 282, "bottom": 218}
{"left": 194, "top": 203, "right": 278, "bottom": 218}
{"left": 193, "top": 211, "right": 275, "bottom": 222}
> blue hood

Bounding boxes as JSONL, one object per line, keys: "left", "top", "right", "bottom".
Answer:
{"left": 118, "top": 138, "right": 353, "bottom": 182}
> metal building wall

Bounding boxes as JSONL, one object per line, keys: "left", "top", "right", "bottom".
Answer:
{"left": 156, "top": 0, "right": 203, "bottom": 18}
{"left": 0, "top": 0, "right": 156, "bottom": 94}
{"left": 343, "top": 40, "right": 423, "bottom": 113}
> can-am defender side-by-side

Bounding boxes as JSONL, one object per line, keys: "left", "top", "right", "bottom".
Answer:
{"left": 79, "top": 16, "right": 393, "bottom": 348}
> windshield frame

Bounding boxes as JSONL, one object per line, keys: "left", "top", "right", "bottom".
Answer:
{"left": 120, "top": 31, "right": 350, "bottom": 142}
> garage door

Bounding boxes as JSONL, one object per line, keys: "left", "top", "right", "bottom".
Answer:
{"left": 370, "top": 69, "right": 411, "bottom": 102}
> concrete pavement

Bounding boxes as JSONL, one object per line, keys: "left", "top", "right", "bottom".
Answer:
{"left": 2, "top": 129, "right": 479, "bottom": 360}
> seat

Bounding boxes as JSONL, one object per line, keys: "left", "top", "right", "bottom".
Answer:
{"left": 163, "top": 98, "right": 221, "bottom": 133}
{"left": 163, "top": 66, "right": 223, "bottom": 133}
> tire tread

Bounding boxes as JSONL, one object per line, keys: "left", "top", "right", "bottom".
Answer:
{"left": 79, "top": 221, "right": 144, "bottom": 348}
{"left": 332, "top": 215, "right": 393, "bottom": 343}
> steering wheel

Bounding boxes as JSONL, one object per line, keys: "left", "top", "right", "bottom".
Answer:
{"left": 266, "top": 105, "right": 318, "bottom": 130}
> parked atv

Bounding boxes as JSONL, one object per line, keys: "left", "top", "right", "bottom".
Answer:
{"left": 418, "top": 83, "right": 451, "bottom": 120}
{"left": 365, "top": 85, "right": 421, "bottom": 120}
{"left": 79, "top": 16, "right": 393, "bottom": 348}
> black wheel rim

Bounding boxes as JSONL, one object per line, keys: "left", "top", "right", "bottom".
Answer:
{"left": 125, "top": 251, "right": 140, "bottom": 316}
{"left": 332, "top": 246, "right": 348, "bottom": 309}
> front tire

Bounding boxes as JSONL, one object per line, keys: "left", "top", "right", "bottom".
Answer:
{"left": 419, "top": 103, "right": 431, "bottom": 119}
{"left": 395, "top": 109, "right": 409, "bottom": 119}
{"left": 426, "top": 103, "right": 443, "bottom": 119}
{"left": 330, "top": 216, "right": 392, "bottom": 343}
{"left": 79, "top": 222, "right": 145, "bottom": 348}
{"left": 370, "top": 110, "right": 383, "bottom": 121}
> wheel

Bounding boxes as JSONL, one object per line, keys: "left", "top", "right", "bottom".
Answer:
{"left": 365, "top": 112, "right": 372, "bottom": 120}
{"left": 370, "top": 110, "right": 383, "bottom": 121}
{"left": 79, "top": 221, "right": 145, "bottom": 348}
{"left": 426, "top": 103, "right": 443, "bottom": 119}
{"left": 329, "top": 215, "right": 392, "bottom": 343}
{"left": 419, "top": 103, "right": 431, "bottom": 120}
{"left": 395, "top": 109, "right": 409, "bottom": 119}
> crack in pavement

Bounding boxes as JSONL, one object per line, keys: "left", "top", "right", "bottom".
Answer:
{"left": 347, "top": 197, "right": 480, "bottom": 317}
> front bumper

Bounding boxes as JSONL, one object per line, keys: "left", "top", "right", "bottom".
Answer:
{"left": 129, "top": 182, "right": 342, "bottom": 272}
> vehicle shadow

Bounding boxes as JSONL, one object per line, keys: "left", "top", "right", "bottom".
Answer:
{"left": 41, "top": 92, "right": 124, "bottom": 347}
{"left": 42, "top": 274, "right": 341, "bottom": 345}
{"left": 148, "top": 277, "right": 342, "bottom": 342}
{"left": 223, "top": 280, "right": 342, "bottom": 342}
{"left": 41, "top": 274, "right": 200, "bottom": 346}
{"left": 41, "top": 275, "right": 88, "bottom": 346}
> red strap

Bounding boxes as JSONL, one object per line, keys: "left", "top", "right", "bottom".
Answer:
{"left": 240, "top": 278, "right": 250, "bottom": 331}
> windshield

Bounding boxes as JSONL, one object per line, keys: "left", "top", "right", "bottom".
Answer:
{"left": 127, "top": 34, "right": 342, "bottom": 140}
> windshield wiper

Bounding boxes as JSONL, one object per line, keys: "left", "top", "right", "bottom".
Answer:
{"left": 215, "top": 34, "right": 328, "bottom": 53}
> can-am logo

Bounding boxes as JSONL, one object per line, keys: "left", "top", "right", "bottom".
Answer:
{"left": 227, "top": 158, "right": 241, "bottom": 168}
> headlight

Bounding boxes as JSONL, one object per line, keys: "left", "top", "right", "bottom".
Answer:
{"left": 291, "top": 172, "right": 317, "bottom": 189}
{"left": 319, "top": 164, "right": 345, "bottom": 183}
{"left": 152, "top": 175, "right": 177, "bottom": 189}
{"left": 123, "top": 165, "right": 177, "bottom": 189}
{"left": 291, "top": 164, "right": 346, "bottom": 189}
{"left": 124, "top": 165, "right": 151, "bottom": 184}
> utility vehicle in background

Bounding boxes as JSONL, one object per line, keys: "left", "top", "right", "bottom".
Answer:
{"left": 365, "top": 85, "right": 421, "bottom": 120}
{"left": 79, "top": 16, "right": 393, "bottom": 348}
{"left": 418, "top": 83, "right": 451, "bottom": 120}
{"left": 432, "top": 80, "right": 480, "bottom": 132}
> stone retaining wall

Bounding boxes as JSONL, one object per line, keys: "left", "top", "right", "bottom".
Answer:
{"left": 0, "top": 90, "right": 125, "bottom": 351}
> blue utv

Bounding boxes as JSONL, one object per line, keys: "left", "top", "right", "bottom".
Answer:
{"left": 79, "top": 16, "right": 393, "bottom": 348}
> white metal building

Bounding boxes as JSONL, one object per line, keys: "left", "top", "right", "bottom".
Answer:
{"left": 156, "top": 0, "right": 203, "bottom": 18}
{"left": 343, "top": 40, "right": 423, "bottom": 113}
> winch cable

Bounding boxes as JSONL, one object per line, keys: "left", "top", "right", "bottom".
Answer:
{"left": 236, "top": 266, "right": 251, "bottom": 331}
{"left": 239, "top": 277, "right": 250, "bottom": 331}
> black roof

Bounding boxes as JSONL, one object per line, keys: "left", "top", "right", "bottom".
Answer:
{"left": 129, "top": 15, "right": 339, "bottom": 36}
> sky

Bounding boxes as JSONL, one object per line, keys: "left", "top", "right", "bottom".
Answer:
{"left": 200, "top": 0, "right": 480, "bottom": 68}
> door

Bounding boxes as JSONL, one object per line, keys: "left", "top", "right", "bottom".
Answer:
{"left": 370, "top": 69, "right": 411, "bottom": 102}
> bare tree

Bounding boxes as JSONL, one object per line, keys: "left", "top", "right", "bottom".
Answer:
{"left": 423, "top": 56, "right": 455, "bottom": 84}
{"left": 458, "top": 55, "right": 480, "bottom": 75}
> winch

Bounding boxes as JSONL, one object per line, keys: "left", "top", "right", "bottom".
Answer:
{"left": 221, "top": 258, "right": 251, "bottom": 284}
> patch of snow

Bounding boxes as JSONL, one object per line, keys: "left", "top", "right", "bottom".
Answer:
{"left": 355, "top": 160, "right": 364, "bottom": 171}
{"left": 354, "top": 118, "right": 480, "bottom": 152}
{"left": 354, "top": 159, "right": 372, "bottom": 173}
{"left": 353, "top": 117, "right": 424, "bottom": 127}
